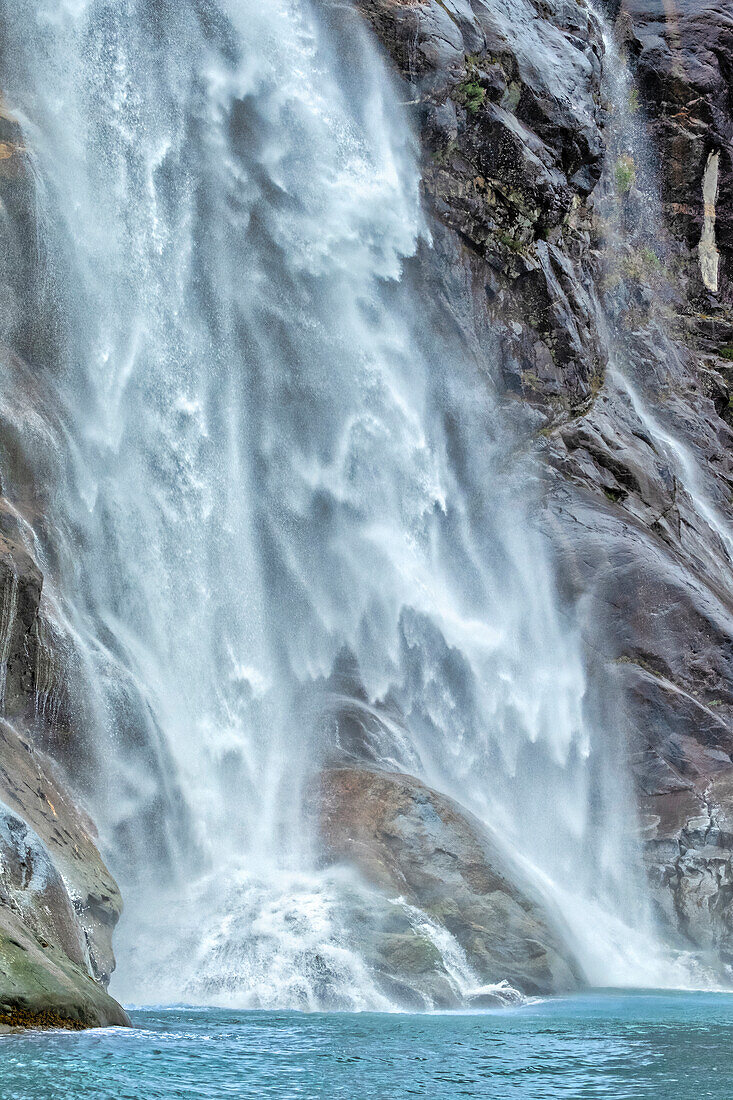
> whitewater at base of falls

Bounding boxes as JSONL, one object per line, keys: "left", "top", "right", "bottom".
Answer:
{"left": 0, "top": 0, "right": 699, "bottom": 1007}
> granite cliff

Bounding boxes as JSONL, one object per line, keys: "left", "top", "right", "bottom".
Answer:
{"left": 0, "top": 101, "right": 127, "bottom": 1029}
{"left": 351, "top": 0, "right": 733, "bottom": 972}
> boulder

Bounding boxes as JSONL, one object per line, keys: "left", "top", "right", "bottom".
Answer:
{"left": 0, "top": 803, "right": 128, "bottom": 1029}
{"left": 317, "top": 767, "right": 582, "bottom": 1001}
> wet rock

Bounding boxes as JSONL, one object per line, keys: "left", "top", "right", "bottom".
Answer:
{"left": 642, "top": 771, "right": 733, "bottom": 969}
{"left": 317, "top": 766, "right": 582, "bottom": 999}
{"left": 0, "top": 721, "right": 128, "bottom": 1028}
{"left": 356, "top": 0, "right": 733, "bottom": 968}
{"left": 0, "top": 901, "right": 129, "bottom": 1030}
{"left": 0, "top": 517, "right": 43, "bottom": 719}
{"left": 0, "top": 720, "right": 123, "bottom": 986}
{"left": 618, "top": 0, "right": 733, "bottom": 301}
{"left": 354, "top": 0, "right": 609, "bottom": 419}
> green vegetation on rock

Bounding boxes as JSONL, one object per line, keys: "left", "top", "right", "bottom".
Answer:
{"left": 456, "top": 78, "right": 485, "bottom": 114}
{"left": 614, "top": 154, "right": 636, "bottom": 194}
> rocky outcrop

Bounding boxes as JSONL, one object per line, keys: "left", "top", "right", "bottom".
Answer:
{"left": 619, "top": 0, "right": 733, "bottom": 302}
{"left": 643, "top": 774, "right": 733, "bottom": 964}
{"left": 0, "top": 506, "right": 126, "bottom": 1026}
{"left": 354, "top": 0, "right": 609, "bottom": 417}
{"left": 0, "top": 718, "right": 128, "bottom": 1027}
{"left": 0, "top": 807, "right": 128, "bottom": 1029}
{"left": 0, "top": 719, "right": 123, "bottom": 986}
{"left": 317, "top": 767, "right": 581, "bottom": 1003}
{"left": 356, "top": 0, "right": 733, "bottom": 974}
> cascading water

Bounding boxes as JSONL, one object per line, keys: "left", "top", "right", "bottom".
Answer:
{"left": 0, "top": 0, "right": 673, "bottom": 1007}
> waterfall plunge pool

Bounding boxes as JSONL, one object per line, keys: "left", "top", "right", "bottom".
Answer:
{"left": 0, "top": 991, "right": 730, "bottom": 1098}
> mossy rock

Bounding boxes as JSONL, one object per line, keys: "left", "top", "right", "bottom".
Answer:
{"left": 375, "top": 932, "right": 443, "bottom": 976}
{"left": 0, "top": 921, "right": 129, "bottom": 1030}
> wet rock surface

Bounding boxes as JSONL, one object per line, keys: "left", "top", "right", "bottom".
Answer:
{"left": 358, "top": 0, "right": 733, "bottom": 971}
{"left": 0, "top": 719, "right": 128, "bottom": 1028}
{"left": 643, "top": 773, "right": 733, "bottom": 964}
{"left": 317, "top": 767, "right": 582, "bottom": 1002}
{"left": 0, "top": 720, "right": 123, "bottom": 986}
{"left": 619, "top": 0, "right": 733, "bottom": 300}
{"left": 353, "top": 0, "right": 609, "bottom": 417}
{"left": 0, "top": 810, "right": 129, "bottom": 1030}
{"left": 0, "top": 493, "right": 127, "bottom": 1026}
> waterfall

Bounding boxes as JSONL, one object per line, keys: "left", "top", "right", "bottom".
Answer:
{"left": 0, "top": 0, "right": 669, "bottom": 1007}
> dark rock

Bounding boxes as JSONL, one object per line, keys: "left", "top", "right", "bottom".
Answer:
{"left": 643, "top": 771, "right": 733, "bottom": 967}
{"left": 618, "top": 0, "right": 733, "bottom": 301}
{"left": 354, "top": 0, "right": 609, "bottom": 420}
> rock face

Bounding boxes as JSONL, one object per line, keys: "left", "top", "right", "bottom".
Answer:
{"left": 644, "top": 774, "right": 733, "bottom": 966}
{"left": 0, "top": 98, "right": 128, "bottom": 1027}
{"left": 620, "top": 0, "right": 733, "bottom": 301}
{"left": 317, "top": 767, "right": 581, "bottom": 1003}
{"left": 0, "top": 718, "right": 129, "bottom": 1027}
{"left": 0, "top": 720, "right": 123, "bottom": 987}
{"left": 0, "top": 493, "right": 126, "bottom": 1027}
{"left": 355, "top": 0, "right": 733, "bottom": 973}
{"left": 355, "top": 0, "right": 609, "bottom": 416}
{"left": 0, "top": 473, "right": 127, "bottom": 1026}
{"left": 0, "top": 805, "right": 129, "bottom": 1029}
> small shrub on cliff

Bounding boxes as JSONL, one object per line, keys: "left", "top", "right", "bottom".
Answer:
{"left": 456, "top": 79, "right": 485, "bottom": 114}
{"left": 614, "top": 154, "right": 636, "bottom": 195}
{"left": 496, "top": 230, "right": 524, "bottom": 253}
{"left": 640, "top": 246, "right": 661, "bottom": 269}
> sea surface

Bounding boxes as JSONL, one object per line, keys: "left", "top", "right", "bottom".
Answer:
{"left": 0, "top": 992, "right": 730, "bottom": 1099}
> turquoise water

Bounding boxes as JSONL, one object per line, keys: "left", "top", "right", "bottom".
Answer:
{"left": 0, "top": 993, "right": 730, "bottom": 1098}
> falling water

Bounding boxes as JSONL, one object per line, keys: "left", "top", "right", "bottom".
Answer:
{"left": 0, "top": 0, "right": 670, "bottom": 1006}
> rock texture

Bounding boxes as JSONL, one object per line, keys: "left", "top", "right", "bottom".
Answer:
{"left": 354, "top": 0, "right": 733, "bottom": 973}
{"left": 644, "top": 773, "right": 733, "bottom": 967}
{"left": 317, "top": 767, "right": 581, "bottom": 1002}
{"left": 619, "top": 0, "right": 733, "bottom": 301}
{"left": 0, "top": 719, "right": 128, "bottom": 1027}
{"left": 0, "top": 505, "right": 126, "bottom": 1026}
{"left": 0, "top": 97, "right": 127, "bottom": 1028}
{"left": 355, "top": 0, "right": 609, "bottom": 417}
